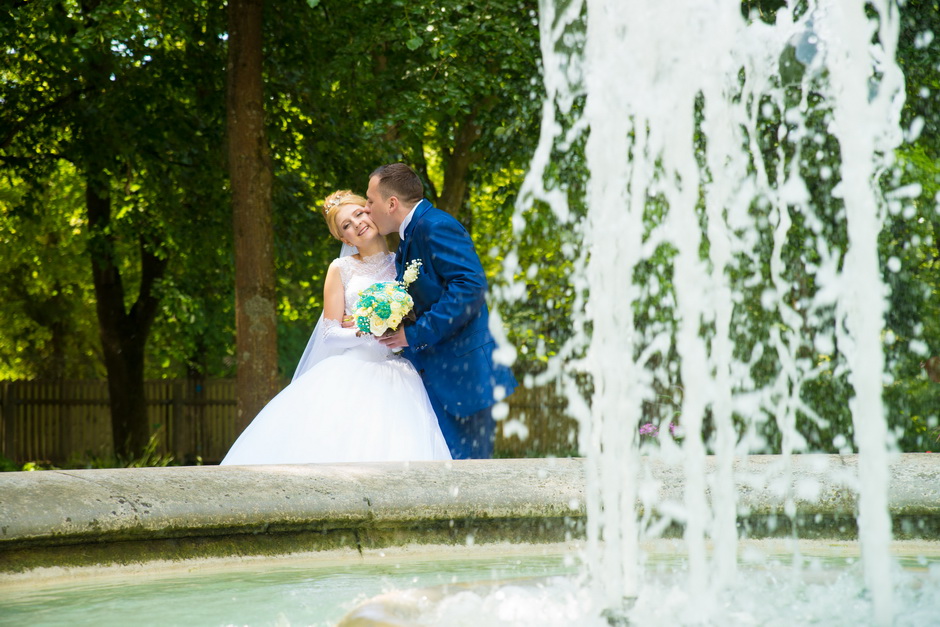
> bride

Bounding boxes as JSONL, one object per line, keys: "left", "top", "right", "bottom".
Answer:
{"left": 220, "top": 190, "right": 452, "bottom": 465}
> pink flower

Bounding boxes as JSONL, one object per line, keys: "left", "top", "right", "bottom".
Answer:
{"left": 639, "top": 423, "right": 659, "bottom": 437}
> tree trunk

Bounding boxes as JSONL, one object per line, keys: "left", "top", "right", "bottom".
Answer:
{"left": 86, "top": 181, "right": 166, "bottom": 459}
{"left": 79, "top": 0, "right": 167, "bottom": 460}
{"left": 438, "top": 112, "right": 482, "bottom": 226}
{"left": 227, "top": 0, "right": 278, "bottom": 434}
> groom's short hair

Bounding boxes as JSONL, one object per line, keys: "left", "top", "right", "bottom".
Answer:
{"left": 371, "top": 163, "right": 424, "bottom": 205}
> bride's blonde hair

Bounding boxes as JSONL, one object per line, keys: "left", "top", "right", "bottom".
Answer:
{"left": 322, "top": 190, "right": 367, "bottom": 239}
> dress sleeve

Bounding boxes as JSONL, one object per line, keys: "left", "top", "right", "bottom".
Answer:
{"left": 319, "top": 318, "right": 366, "bottom": 349}
{"left": 291, "top": 245, "right": 362, "bottom": 381}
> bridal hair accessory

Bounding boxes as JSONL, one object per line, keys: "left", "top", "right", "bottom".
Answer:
{"left": 324, "top": 194, "right": 347, "bottom": 215}
{"left": 354, "top": 259, "right": 422, "bottom": 336}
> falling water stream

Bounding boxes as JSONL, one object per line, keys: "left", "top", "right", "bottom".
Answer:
{"left": 508, "top": 0, "right": 910, "bottom": 623}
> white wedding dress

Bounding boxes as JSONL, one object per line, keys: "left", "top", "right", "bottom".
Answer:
{"left": 220, "top": 252, "right": 451, "bottom": 465}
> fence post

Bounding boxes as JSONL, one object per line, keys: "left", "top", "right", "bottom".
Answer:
{"left": 58, "top": 379, "right": 70, "bottom": 465}
{"left": 171, "top": 380, "right": 184, "bottom": 459}
{"left": 2, "top": 382, "right": 16, "bottom": 461}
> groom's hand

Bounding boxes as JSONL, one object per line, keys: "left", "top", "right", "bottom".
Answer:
{"left": 377, "top": 327, "right": 408, "bottom": 349}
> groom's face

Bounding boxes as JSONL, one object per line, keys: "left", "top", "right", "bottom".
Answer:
{"left": 366, "top": 176, "right": 396, "bottom": 236}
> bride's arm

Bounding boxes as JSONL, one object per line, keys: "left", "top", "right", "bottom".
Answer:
{"left": 322, "top": 261, "right": 346, "bottom": 322}
{"left": 290, "top": 260, "right": 364, "bottom": 379}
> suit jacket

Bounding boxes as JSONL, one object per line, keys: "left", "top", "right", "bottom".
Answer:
{"left": 397, "top": 199, "right": 517, "bottom": 416}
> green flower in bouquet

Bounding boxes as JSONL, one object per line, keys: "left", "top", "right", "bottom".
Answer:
{"left": 354, "top": 259, "right": 422, "bottom": 336}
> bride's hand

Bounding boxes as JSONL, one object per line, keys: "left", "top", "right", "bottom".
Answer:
{"left": 341, "top": 315, "right": 356, "bottom": 329}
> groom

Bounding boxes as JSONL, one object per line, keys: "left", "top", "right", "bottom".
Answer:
{"left": 365, "top": 163, "right": 517, "bottom": 459}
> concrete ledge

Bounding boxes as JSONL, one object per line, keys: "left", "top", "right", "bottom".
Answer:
{"left": 1, "top": 454, "right": 938, "bottom": 572}
{"left": 646, "top": 453, "right": 940, "bottom": 539}
{"left": 0, "top": 459, "right": 584, "bottom": 572}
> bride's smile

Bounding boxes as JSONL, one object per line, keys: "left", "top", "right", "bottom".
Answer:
{"left": 335, "top": 204, "right": 379, "bottom": 247}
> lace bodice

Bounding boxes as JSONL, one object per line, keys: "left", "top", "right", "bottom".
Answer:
{"left": 336, "top": 252, "right": 397, "bottom": 314}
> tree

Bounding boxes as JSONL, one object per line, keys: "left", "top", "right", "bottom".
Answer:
{"left": 227, "top": 0, "right": 278, "bottom": 432}
{"left": 2, "top": 0, "right": 550, "bottom": 461}
{"left": 0, "top": 166, "right": 102, "bottom": 380}
{"left": 359, "top": 1, "right": 542, "bottom": 226}
{"left": 1, "top": 0, "right": 230, "bottom": 457}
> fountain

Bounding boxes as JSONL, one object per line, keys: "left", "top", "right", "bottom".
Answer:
{"left": 485, "top": 0, "right": 935, "bottom": 623}
{"left": 1, "top": 0, "right": 939, "bottom": 624}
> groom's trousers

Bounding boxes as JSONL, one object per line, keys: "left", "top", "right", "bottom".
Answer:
{"left": 426, "top": 391, "right": 495, "bottom": 460}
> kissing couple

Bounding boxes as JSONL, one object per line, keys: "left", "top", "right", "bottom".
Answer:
{"left": 221, "top": 163, "right": 517, "bottom": 464}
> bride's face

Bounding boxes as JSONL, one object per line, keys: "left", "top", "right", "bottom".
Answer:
{"left": 335, "top": 203, "right": 378, "bottom": 246}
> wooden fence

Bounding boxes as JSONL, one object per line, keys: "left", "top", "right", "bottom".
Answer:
{"left": 0, "top": 379, "right": 575, "bottom": 466}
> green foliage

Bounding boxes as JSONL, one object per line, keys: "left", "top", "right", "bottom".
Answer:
{"left": 1, "top": 0, "right": 234, "bottom": 381}
{"left": 0, "top": 433, "right": 180, "bottom": 471}
{"left": 879, "top": 0, "right": 940, "bottom": 451}
{"left": 0, "top": 454, "right": 22, "bottom": 472}
{"left": 116, "top": 433, "right": 176, "bottom": 468}
{"left": 0, "top": 165, "right": 102, "bottom": 379}
{"left": 1, "top": 0, "right": 546, "bottom": 384}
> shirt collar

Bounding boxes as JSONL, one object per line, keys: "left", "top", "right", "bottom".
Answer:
{"left": 398, "top": 200, "right": 421, "bottom": 240}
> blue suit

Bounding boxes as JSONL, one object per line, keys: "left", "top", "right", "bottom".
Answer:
{"left": 396, "top": 199, "right": 517, "bottom": 459}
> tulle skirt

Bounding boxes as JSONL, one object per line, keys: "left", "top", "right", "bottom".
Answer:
{"left": 220, "top": 344, "right": 451, "bottom": 465}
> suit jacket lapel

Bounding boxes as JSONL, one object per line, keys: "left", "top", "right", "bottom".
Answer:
{"left": 395, "top": 247, "right": 405, "bottom": 278}
{"left": 405, "top": 199, "right": 430, "bottom": 240}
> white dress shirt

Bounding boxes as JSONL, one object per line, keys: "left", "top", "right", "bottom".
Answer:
{"left": 398, "top": 200, "right": 420, "bottom": 240}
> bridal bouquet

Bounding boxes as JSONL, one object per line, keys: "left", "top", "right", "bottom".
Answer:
{"left": 354, "top": 259, "right": 422, "bottom": 336}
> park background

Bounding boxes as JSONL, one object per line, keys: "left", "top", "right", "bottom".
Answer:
{"left": 1, "top": 0, "right": 938, "bottom": 468}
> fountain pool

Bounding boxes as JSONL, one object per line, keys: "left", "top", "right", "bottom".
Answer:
{"left": 338, "top": 541, "right": 940, "bottom": 626}
{"left": 0, "top": 544, "right": 578, "bottom": 627}
{"left": 1, "top": 457, "right": 938, "bottom": 625}
{"left": 2, "top": 539, "right": 938, "bottom": 626}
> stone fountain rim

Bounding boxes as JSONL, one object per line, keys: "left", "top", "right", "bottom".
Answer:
{"left": 0, "top": 454, "right": 937, "bottom": 573}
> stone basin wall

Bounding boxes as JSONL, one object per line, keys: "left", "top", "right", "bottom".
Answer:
{"left": 1, "top": 454, "right": 938, "bottom": 573}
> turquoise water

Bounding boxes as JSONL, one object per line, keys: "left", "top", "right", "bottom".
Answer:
{"left": 0, "top": 549, "right": 578, "bottom": 627}
{"left": 338, "top": 546, "right": 940, "bottom": 626}
{"left": 2, "top": 542, "right": 939, "bottom": 626}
